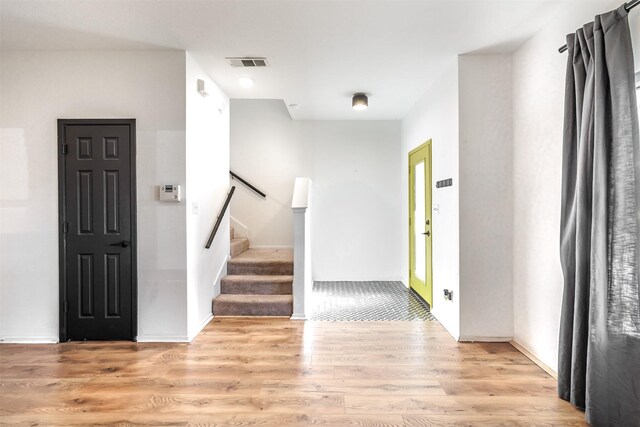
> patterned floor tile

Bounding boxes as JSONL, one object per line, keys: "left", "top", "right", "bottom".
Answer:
{"left": 311, "top": 281, "right": 435, "bottom": 321}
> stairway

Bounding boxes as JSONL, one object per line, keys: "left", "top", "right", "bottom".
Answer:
{"left": 212, "top": 228, "right": 293, "bottom": 317}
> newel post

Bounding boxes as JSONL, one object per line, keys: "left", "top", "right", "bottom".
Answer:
{"left": 291, "top": 177, "right": 312, "bottom": 320}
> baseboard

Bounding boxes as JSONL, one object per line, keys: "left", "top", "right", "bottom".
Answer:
{"left": 459, "top": 335, "right": 513, "bottom": 342}
{"left": 214, "top": 315, "right": 291, "bottom": 319}
{"left": 212, "top": 254, "right": 229, "bottom": 298}
{"left": 290, "top": 313, "right": 307, "bottom": 320}
{"left": 188, "top": 314, "right": 214, "bottom": 341}
{"left": 230, "top": 216, "right": 249, "bottom": 238}
{"left": 187, "top": 257, "right": 227, "bottom": 341}
{"left": 510, "top": 340, "right": 558, "bottom": 380}
{"left": 0, "top": 336, "right": 59, "bottom": 344}
{"left": 136, "top": 335, "right": 191, "bottom": 342}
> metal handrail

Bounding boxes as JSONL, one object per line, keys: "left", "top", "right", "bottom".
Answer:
{"left": 205, "top": 186, "right": 235, "bottom": 249}
{"left": 230, "top": 171, "right": 266, "bottom": 198}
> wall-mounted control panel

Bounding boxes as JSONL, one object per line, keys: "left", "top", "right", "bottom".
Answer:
{"left": 436, "top": 178, "right": 453, "bottom": 189}
{"left": 160, "top": 184, "right": 181, "bottom": 202}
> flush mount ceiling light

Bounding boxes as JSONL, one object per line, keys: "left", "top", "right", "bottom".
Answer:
{"left": 238, "top": 77, "right": 254, "bottom": 88}
{"left": 352, "top": 93, "right": 368, "bottom": 111}
{"left": 288, "top": 103, "right": 301, "bottom": 110}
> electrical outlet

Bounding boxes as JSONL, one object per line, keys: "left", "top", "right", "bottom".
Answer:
{"left": 192, "top": 202, "right": 199, "bottom": 215}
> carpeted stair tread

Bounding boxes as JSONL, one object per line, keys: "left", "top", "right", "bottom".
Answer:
{"left": 230, "top": 238, "right": 249, "bottom": 258}
{"left": 221, "top": 275, "right": 293, "bottom": 295}
{"left": 227, "top": 249, "right": 293, "bottom": 275}
{"left": 213, "top": 294, "right": 293, "bottom": 316}
{"left": 230, "top": 227, "right": 235, "bottom": 239}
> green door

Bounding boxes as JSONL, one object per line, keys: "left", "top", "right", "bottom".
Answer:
{"left": 409, "top": 141, "right": 433, "bottom": 306}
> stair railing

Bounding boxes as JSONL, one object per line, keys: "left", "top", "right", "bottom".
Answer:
{"left": 205, "top": 186, "right": 236, "bottom": 249}
{"left": 230, "top": 171, "right": 266, "bottom": 198}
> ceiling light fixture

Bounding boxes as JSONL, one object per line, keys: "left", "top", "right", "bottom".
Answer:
{"left": 288, "top": 103, "right": 301, "bottom": 110}
{"left": 238, "top": 77, "right": 254, "bottom": 88}
{"left": 352, "top": 93, "right": 368, "bottom": 111}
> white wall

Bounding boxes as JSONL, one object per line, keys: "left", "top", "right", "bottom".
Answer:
{"left": 230, "top": 99, "right": 402, "bottom": 281}
{"left": 511, "top": 0, "right": 624, "bottom": 371}
{"left": 458, "top": 55, "right": 514, "bottom": 340}
{"left": 185, "top": 53, "right": 230, "bottom": 340}
{"left": 401, "top": 59, "right": 461, "bottom": 340}
{"left": 229, "top": 100, "right": 308, "bottom": 248}
{"left": 307, "top": 120, "right": 402, "bottom": 281}
{"left": 0, "top": 50, "right": 230, "bottom": 343}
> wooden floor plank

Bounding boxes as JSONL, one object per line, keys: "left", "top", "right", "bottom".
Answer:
{"left": 0, "top": 318, "right": 587, "bottom": 426}
{"left": 403, "top": 414, "right": 587, "bottom": 426}
{"left": 344, "top": 395, "right": 582, "bottom": 416}
{"left": 260, "top": 378, "right": 446, "bottom": 396}
{"left": 187, "top": 413, "right": 406, "bottom": 427}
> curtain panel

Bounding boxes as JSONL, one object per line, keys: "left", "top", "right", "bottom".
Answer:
{"left": 559, "top": 4, "right": 640, "bottom": 426}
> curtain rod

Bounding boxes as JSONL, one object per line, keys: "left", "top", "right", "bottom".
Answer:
{"left": 558, "top": 0, "right": 640, "bottom": 53}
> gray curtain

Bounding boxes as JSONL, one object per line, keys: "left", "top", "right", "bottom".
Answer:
{"left": 559, "top": 4, "right": 640, "bottom": 426}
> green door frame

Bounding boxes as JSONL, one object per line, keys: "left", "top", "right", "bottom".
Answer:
{"left": 408, "top": 140, "right": 433, "bottom": 306}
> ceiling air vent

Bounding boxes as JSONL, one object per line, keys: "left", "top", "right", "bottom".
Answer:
{"left": 226, "top": 57, "right": 269, "bottom": 67}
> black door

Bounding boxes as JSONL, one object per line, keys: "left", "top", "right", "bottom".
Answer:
{"left": 58, "top": 119, "right": 137, "bottom": 341}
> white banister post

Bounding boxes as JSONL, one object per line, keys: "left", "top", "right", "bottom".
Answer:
{"left": 291, "top": 177, "right": 312, "bottom": 320}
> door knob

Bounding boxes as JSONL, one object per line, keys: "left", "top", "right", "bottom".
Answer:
{"left": 422, "top": 231, "right": 431, "bottom": 237}
{"left": 109, "top": 241, "right": 129, "bottom": 248}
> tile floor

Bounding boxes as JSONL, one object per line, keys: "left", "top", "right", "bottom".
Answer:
{"left": 311, "top": 281, "right": 436, "bottom": 321}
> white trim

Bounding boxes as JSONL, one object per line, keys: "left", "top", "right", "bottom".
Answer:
{"left": 230, "top": 216, "right": 249, "bottom": 238}
{"left": 291, "top": 177, "right": 311, "bottom": 209}
{"left": 212, "top": 254, "right": 229, "bottom": 297}
{"left": 510, "top": 340, "right": 558, "bottom": 379}
{"left": 188, "top": 314, "right": 214, "bottom": 341}
{"left": 0, "top": 336, "right": 59, "bottom": 344}
{"left": 290, "top": 313, "right": 307, "bottom": 320}
{"left": 201, "top": 253, "right": 230, "bottom": 337}
{"left": 458, "top": 335, "right": 513, "bottom": 342}
{"left": 136, "top": 335, "right": 191, "bottom": 343}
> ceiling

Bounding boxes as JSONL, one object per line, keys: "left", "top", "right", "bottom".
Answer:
{"left": 0, "top": 0, "right": 589, "bottom": 120}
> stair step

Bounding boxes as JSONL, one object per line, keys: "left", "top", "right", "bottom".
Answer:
{"left": 230, "top": 227, "right": 235, "bottom": 240}
{"left": 221, "top": 275, "right": 293, "bottom": 295}
{"left": 227, "top": 249, "right": 293, "bottom": 275}
{"left": 230, "top": 238, "right": 249, "bottom": 258}
{"left": 213, "top": 294, "right": 293, "bottom": 317}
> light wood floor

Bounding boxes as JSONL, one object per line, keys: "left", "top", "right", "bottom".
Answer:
{"left": 0, "top": 318, "right": 586, "bottom": 426}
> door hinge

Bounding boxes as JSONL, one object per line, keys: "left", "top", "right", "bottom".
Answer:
{"left": 63, "top": 301, "right": 68, "bottom": 313}
{"left": 62, "top": 144, "right": 68, "bottom": 155}
{"left": 63, "top": 222, "right": 69, "bottom": 233}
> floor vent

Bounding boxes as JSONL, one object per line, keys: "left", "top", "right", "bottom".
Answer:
{"left": 226, "top": 57, "right": 269, "bottom": 67}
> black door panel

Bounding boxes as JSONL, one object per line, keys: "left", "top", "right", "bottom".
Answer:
{"left": 59, "top": 120, "right": 136, "bottom": 341}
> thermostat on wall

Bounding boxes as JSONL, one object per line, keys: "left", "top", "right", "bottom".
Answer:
{"left": 160, "top": 184, "right": 181, "bottom": 202}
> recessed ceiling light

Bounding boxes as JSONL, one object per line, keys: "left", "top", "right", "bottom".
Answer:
{"left": 238, "top": 77, "right": 254, "bottom": 88}
{"left": 288, "top": 104, "right": 301, "bottom": 110}
{"left": 352, "top": 93, "right": 368, "bottom": 111}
